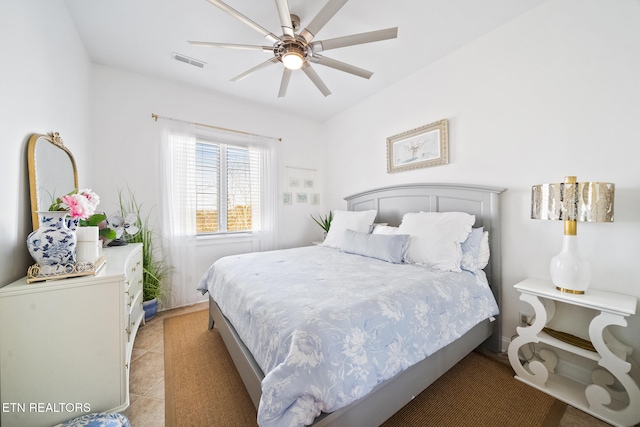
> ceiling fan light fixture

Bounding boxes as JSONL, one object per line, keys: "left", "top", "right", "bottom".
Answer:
{"left": 282, "top": 48, "right": 304, "bottom": 70}
{"left": 197, "top": 0, "right": 399, "bottom": 97}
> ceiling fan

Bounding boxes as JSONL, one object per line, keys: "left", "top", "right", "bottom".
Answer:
{"left": 189, "top": 0, "right": 398, "bottom": 97}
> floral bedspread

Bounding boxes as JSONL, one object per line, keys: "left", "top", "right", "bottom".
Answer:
{"left": 197, "top": 246, "right": 498, "bottom": 427}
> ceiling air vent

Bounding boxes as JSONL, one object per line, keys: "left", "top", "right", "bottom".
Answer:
{"left": 172, "top": 53, "right": 206, "bottom": 69}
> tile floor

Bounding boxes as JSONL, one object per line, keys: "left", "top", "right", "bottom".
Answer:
{"left": 122, "top": 302, "right": 610, "bottom": 427}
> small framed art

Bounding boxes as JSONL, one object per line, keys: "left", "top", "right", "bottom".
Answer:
{"left": 386, "top": 119, "right": 448, "bottom": 173}
{"left": 283, "top": 192, "right": 292, "bottom": 205}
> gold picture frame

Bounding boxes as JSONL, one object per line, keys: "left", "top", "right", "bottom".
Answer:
{"left": 386, "top": 119, "right": 448, "bottom": 173}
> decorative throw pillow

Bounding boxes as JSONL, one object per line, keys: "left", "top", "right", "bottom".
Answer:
{"left": 460, "top": 227, "right": 484, "bottom": 274}
{"left": 477, "top": 230, "right": 490, "bottom": 269}
{"left": 322, "top": 210, "right": 377, "bottom": 249}
{"left": 341, "top": 229, "right": 410, "bottom": 263}
{"left": 54, "top": 413, "right": 131, "bottom": 427}
{"left": 398, "top": 211, "right": 475, "bottom": 272}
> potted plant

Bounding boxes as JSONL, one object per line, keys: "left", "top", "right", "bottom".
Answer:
{"left": 111, "top": 189, "right": 172, "bottom": 321}
{"left": 311, "top": 211, "right": 333, "bottom": 241}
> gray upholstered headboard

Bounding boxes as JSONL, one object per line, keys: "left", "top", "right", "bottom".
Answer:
{"left": 345, "top": 183, "right": 507, "bottom": 353}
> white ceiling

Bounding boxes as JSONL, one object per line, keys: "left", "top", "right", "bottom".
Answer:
{"left": 63, "top": 0, "right": 545, "bottom": 122}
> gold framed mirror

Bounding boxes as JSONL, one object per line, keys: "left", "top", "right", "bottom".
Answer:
{"left": 27, "top": 132, "right": 78, "bottom": 230}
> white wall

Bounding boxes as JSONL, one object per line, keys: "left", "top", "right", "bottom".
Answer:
{"left": 324, "top": 0, "right": 640, "bottom": 352}
{"left": 0, "top": 0, "right": 93, "bottom": 286}
{"left": 0, "top": 0, "right": 327, "bottom": 304}
{"left": 3, "top": 0, "right": 638, "bottom": 361}
{"left": 90, "top": 66, "right": 326, "bottom": 306}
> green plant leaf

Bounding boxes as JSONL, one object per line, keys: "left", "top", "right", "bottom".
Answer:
{"left": 117, "top": 187, "right": 172, "bottom": 303}
{"left": 99, "top": 228, "right": 117, "bottom": 240}
{"left": 310, "top": 212, "right": 333, "bottom": 232}
{"left": 86, "top": 213, "right": 107, "bottom": 226}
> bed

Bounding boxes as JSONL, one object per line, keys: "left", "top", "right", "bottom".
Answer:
{"left": 197, "top": 183, "right": 506, "bottom": 427}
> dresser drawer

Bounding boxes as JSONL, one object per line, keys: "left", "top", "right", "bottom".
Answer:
{"left": 124, "top": 245, "right": 143, "bottom": 342}
{"left": 125, "top": 247, "right": 142, "bottom": 292}
{"left": 126, "top": 271, "right": 143, "bottom": 312}
{"left": 129, "top": 289, "right": 144, "bottom": 336}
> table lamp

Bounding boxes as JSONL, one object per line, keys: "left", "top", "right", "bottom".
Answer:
{"left": 531, "top": 176, "right": 615, "bottom": 294}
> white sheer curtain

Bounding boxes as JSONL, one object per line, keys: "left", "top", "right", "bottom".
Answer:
{"left": 245, "top": 132, "right": 278, "bottom": 252}
{"left": 158, "top": 117, "right": 278, "bottom": 309}
{"left": 158, "top": 117, "right": 198, "bottom": 308}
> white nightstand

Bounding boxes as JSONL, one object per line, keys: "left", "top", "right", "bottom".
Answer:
{"left": 508, "top": 278, "right": 639, "bottom": 427}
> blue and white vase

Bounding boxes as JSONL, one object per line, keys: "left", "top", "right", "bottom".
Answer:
{"left": 27, "top": 211, "right": 78, "bottom": 266}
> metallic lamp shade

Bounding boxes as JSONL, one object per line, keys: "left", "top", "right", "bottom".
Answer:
{"left": 530, "top": 176, "right": 615, "bottom": 294}
{"left": 531, "top": 180, "right": 615, "bottom": 223}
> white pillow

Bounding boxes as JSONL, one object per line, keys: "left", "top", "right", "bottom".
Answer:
{"left": 398, "top": 212, "right": 475, "bottom": 272}
{"left": 372, "top": 225, "right": 399, "bottom": 235}
{"left": 368, "top": 222, "right": 388, "bottom": 233}
{"left": 477, "top": 231, "right": 490, "bottom": 269}
{"left": 322, "top": 210, "right": 377, "bottom": 249}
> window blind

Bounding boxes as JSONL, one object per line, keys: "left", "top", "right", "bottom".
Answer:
{"left": 195, "top": 142, "right": 219, "bottom": 233}
{"left": 195, "top": 140, "right": 261, "bottom": 234}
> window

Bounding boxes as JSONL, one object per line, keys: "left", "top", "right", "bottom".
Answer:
{"left": 158, "top": 116, "right": 277, "bottom": 308}
{"left": 195, "top": 140, "right": 261, "bottom": 235}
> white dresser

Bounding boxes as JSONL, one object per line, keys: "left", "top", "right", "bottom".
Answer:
{"left": 0, "top": 244, "right": 144, "bottom": 427}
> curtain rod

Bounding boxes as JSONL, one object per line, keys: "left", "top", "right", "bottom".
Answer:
{"left": 286, "top": 165, "right": 317, "bottom": 172}
{"left": 151, "top": 113, "right": 281, "bottom": 142}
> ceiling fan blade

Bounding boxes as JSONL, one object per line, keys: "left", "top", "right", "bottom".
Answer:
{"left": 301, "top": 63, "right": 331, "bottom": 97}
{"left": 278, "top": 68, "right": 293, "bottom": 97}
{"left": 310, "top": 55, "right": 373, "bottom": 79}
{"left": 188, "top": 41, "right": 273, "bottom": 52}
{"left": 206, "top": 0, "right": 280, "bottom": 44}
{"left": 230, "top": 58, "right": 279, "bottom": 82}
{"left": 275, "top": 0, "right": 294, "bottom": 37}
{"left": 311, "top": 27, "right": 398, "bottom": 52}
{"left": 299, "top": 0, "right": 348, "bottom": 44}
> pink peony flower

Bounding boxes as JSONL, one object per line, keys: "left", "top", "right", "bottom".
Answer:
{"left": 79, "top": 189, "right": 100, "bottom": 211}
{"left": 49, "top": 188, "right": 101, "bottom": 221}
{"left": 61, "top": 194, "right": 92, "bottom": 220}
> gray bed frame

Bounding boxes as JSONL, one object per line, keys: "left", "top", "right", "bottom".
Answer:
{"left": 207, "top": 183, "right": 506, "bottom": 426}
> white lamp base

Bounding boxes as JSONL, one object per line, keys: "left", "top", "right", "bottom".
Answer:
{"left": 550, "top": 234, "right": 591, "bottom": 294}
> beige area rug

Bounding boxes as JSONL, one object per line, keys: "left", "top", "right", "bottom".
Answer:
{"left": 165, "top": 309, "right": 566, "bottom": 427}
